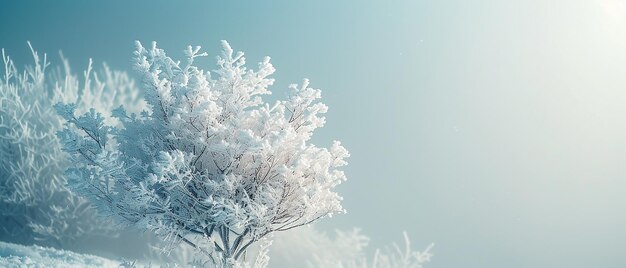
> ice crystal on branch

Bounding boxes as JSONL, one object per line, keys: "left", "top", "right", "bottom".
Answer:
{"left": 56, "top": 40, "right": 349, "bottom": 266}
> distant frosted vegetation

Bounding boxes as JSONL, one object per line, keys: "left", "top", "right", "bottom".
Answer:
{"left": 0, "top": 42, "right": 431, "bottom": 268}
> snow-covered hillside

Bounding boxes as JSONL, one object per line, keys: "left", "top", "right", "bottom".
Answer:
{"left": 0, "top": 241, "right": 119, "bottom": 268}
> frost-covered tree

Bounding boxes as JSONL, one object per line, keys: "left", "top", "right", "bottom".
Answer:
{"left": 270, "top": 226, "right": 433, "bottom": 268}
{"left": 0, "top": 43, "right": 143, "bottom": 248}
{"left": 55, "top": 40, "right": 349, "bottom": 267}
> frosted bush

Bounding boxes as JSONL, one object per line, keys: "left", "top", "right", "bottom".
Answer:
{"left": 0, "top": 43, "right": 143, "bottom": 248}
{"left": 55, "top": 40, "right": 349, "bottom": 267}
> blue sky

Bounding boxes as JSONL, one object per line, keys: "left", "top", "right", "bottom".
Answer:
{"left": 2, "top": 1, "right": 626, "bottom": 267}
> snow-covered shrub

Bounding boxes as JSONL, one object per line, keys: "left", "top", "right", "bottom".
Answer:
{"left": 270, "top": 226, "right": 432, "bottom": 268}
{"left": 55, "top": 40, "right": 349, "bottom": 267}
{"left": 0, "top": 43, "right": 143, "bottom": 248}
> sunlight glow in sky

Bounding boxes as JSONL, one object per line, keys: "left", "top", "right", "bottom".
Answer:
{"left": 603, "top": 0, "right": 626, "bottom": 20}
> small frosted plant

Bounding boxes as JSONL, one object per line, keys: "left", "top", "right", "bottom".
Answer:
{"left": 0, "top": 43, "right": 142, "bottom": 248}
{"left": 270, "top": 226, "right": 433, "bottom": 268}
{"left": 55, "top": 40, "right": 349, "bottom": 267}
{"left": 342, "top": 232, "right": 433, "bottom": 268}
{"left": 269, "top": 227, "right": 370, "bottom": 266}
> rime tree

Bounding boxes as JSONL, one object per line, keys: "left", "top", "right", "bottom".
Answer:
{"left": 55, "top": 41, "right": 349, "bottom": 267}
{"left": 0, "top": 43, "right": 141, "bottom": 248}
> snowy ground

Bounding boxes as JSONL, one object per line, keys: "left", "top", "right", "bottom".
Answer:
{"left": 0, "top": 240, "right": 120, "bottom": 268}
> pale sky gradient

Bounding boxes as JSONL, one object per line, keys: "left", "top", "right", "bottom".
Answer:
{"left": 2, "top": 1, "right": 626, "bottom": 267}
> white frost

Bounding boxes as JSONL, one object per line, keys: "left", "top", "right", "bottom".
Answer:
{"left": 0, "top": 241, "right": 119, "bottom": 268}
